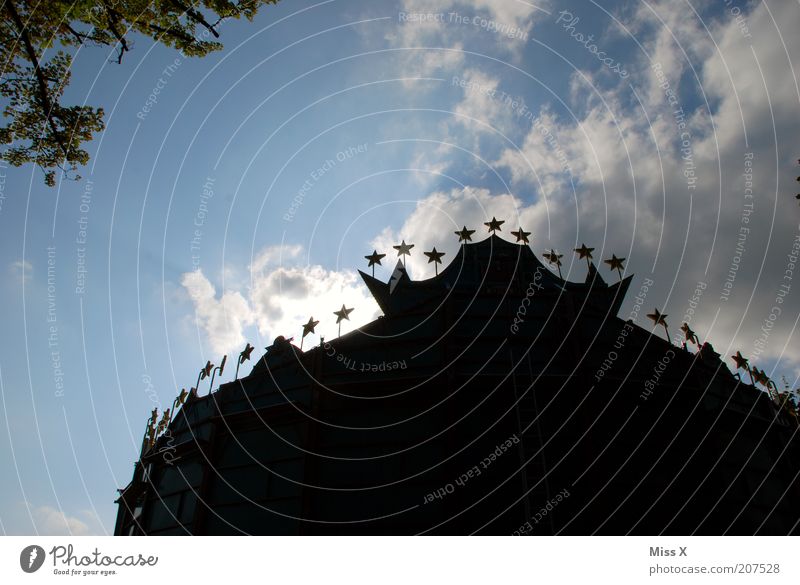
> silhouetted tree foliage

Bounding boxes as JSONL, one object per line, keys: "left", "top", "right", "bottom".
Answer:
{"left": 1, "top": 0, "right": 278, "bottom": 185}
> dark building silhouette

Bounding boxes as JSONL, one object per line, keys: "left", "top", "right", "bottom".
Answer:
{"left": 115, "top": 234, "right": 800, "bottom": 534}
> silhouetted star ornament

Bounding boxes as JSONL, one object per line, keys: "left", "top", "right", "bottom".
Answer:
{"left": 680, "top": 323, "right": 699, "bottom": 346}
{"left": 511, "top": 227, "right": 531, "bottom": 244}
{"left": 731, "top": 351, "right": 750, "bottom": 371}
{"left": 334, "top": 304, "right": 354, "bottom": 337}
{"left": 604, "top": 254, "right": 626, "bottom": 279}
{"left": 484, "top": 217, "right": 504, "bottom": 233}
{"left": 455, "top": 226, "right": 475, "bottom": 243}
{"left": 365, "top": 250, "right": 386, "bottom": 277}
{"left": 574, "top": 244, "right": 594, "bottom": 270}
{"left": 302, "top": 317, "right": 319, "bottom": 337}
{"left": 173, "top": 388, "right": 189, "bottom": 411}
{"left": 647, "top": 308, "right": 670, "bottom": 341}
{"left": 751, "top": 367, "right": 766, "bottom": 387}
{"left": 755, "top": 368, "right": 774, "bottom": 391}
{"left": 731, "top": 351, "right": 755, "bottom": 384}
{"left": 543, "top": 249, "right": 563, "bottom": 278}
{"left": 334, "top": 304, "right": 354, "bottom": 324}
{"left": 235, "top": 342, "right": 255, "bottom": 379}
{"left": 393, "top": 240, "right": 414, "bottom": 266}
{"left": 300, "top": 317, "right": 320, "bottom": 350}
{"left": 424, "top": 247, "right": 446, "bottom": 275}
{"left": 239, "top": 343, "right": 254, "bottom": 363}
{"left": 194, "top": 360, "right": 215, "bottom": 396}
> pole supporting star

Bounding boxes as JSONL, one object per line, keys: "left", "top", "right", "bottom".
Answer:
{"left": 511, "top": 227, "right": 531, "bottom": 244}
{"left": 484, "top": 217, "right": 504, "bottom": 233}
{"left": 424, "top": 247, "right": 446, "bottom": 275}
{"left": 334, "top": 304, "right": 354, "bottom": 337}
{"left": 455, "top": 226, "right": 476, "bottom": 243}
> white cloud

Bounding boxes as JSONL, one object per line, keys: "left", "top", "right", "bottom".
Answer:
{"left": 181, "top": 245, "right": 380, "bottom": 355}
{"left": 381, "top": 0, "right": 548, "bottom": 83}
{"left": 365, "top": 0, "right": 800, "bottom": 379}
{"left": 249, "top": 262, "right": 379, "bottom": 343}
{"left": 493, "top": 1, "right": 800, "bottom": 374}
{"left": 10, "top": 260, "right": 32, "bottom": 284}
{"left": 453, "top": 68, "right": 510, "bottom": 132}
{"left": 182, "top": 270, "right": 254, "bottom": 356}
{"left": 31, "top": 504, "right": 103, "bottom": 536}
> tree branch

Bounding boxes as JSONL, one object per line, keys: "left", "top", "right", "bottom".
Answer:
{"left": 3, "top": 0, "right": 70, "bottom": 159}
{"left": 170, "top": 0, "right": 220, "bottom": 38}
{"left": 62, "top": 23, "right": 105, "bottom": 45}
{"left": 99, "top": 1, "right": 130, "bottom": 64}
{"left": 146, "top": 22, "right": 197, "bottom": 45}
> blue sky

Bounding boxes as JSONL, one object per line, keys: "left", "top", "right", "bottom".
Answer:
{"left": 1, "top": 0, "right": 799, "bottom": 534}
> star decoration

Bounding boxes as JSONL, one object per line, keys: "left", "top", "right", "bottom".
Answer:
{"left": 731, "top": 351, "right": 749, "bottom": 371}
{"left": 647, "top": 308, "right": 671, "bottom": 341}
{"left": 455, "top": 226, "right": 476, "bottom": 243}
{"left": 543, "top": 249, "right": 563, "bottom": 266}
{"left": 646, "top": 309, "right": 668, "bottom": 327}
{"left": 484, "top": 217, "right": 505, "bottom": 233}
{"left": 365, "top": 250, "right": 386, "bottom": 268}
{"left": 680, "top": 323, "right": 699, "bottom": 345}
{"left": 542, "top": 249, "right": 563, "bottom": 278}
{"left": 511, "top": 227, "right": 531, "bottom": 244}
{"left": 200, "top": 360, "right": 213, "bottom": 379}
{"left": 393, "top": 240, "right": 414, "bottom": 259}
{"left": 157, "top": 409, "right": 172, "bottom": 434}
{"left": 302, "top": 317, "right": 320, "bottom": 338}
{"left": 334, "top": 304, "right": 354, "bottom": 324}
{"left": 574, "top": 244, "right": 594, "bottom": 261}
{"left": 239, "top": 342, "right": 254, "bottom": 364}
{"left": 424, "top": 247, "right": 445, "bottom": 264}
{"left": 604, "top": 254, "right": 626, "bottom": 277}
{"left": 424, "top": 247, "right": 446, "bottom": 275}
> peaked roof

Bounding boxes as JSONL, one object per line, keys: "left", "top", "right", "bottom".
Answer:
{"left": 359, "top": 234, "right": 632, "bottom": 317}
